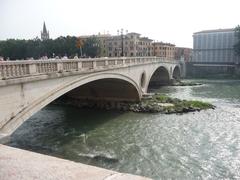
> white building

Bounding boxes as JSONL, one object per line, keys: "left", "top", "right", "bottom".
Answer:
{"left": 193, "top": 28, "right": 240, "bottom": 64}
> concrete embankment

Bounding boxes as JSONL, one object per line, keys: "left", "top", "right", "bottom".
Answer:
{"left": 0, "top": 144, "right": 151, "bottom": 180}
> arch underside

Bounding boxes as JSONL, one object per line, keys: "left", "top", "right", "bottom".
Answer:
{"left": 173, "top": 66, "right": 181, "bottom": 80}
{"left": 63, "top": 78, "right": 140, "bottom": 102}
{"left": 148, "top": 66, "right": 170, "bottom": 88}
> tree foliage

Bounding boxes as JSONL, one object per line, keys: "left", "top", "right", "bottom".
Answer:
{"left": 234, "top": 25, "right": 240, "bottom": 56}
{"left": 82, "top": 36, "right": 101, "bottom": 58}
{"left": 0, "top": 36, "right": 101, "bottom": 60}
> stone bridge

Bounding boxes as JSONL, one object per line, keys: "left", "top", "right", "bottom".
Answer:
{"left": 0, "top": 57, "right": 181, "bottom": 137}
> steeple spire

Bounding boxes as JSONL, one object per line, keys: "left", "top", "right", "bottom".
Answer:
{"left": 43, "top": 22, "right": 47, "bottom": 33}
{"left": 41, "top": 21, "right": 49, "bottom": 40}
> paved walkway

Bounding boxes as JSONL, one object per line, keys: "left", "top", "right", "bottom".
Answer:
{"left": 0, "top": 145, "right": 151, "bottom": 180}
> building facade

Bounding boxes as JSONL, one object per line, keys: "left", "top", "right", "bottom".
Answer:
{"left": 80, "top": 32, "right": 154, "bottom": 57}
{"left": 79, "top": 32, "right": 179, "bottom": 60}
{"left": 104, "top": 32, "right": 153, "bottom": 57}
{"left": 192, "top": 28, "right": 239, "bottom": 64}
{"left": 175, "top": 47, "right": 193, "bottom": 61}
{"left": 41, "top": 22, "right": 49, "bottom": 41}
{"left": 153, "top": 42, "right": 176, "bottom": 59}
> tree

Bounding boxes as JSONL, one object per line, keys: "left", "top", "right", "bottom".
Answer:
{"left": 76, "top": 37, "right": 84, "bottom": 57}
{"left": 234, "top": 25, "right": 240, "bottom": 57}
{"left": 0, "top": 35, "right": 102, "bottom": 60}
{"left": 82, "top": 36, "right": 101, "bottom": 58}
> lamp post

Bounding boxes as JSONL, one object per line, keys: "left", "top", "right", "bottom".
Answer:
{"left": 118, "top": 29, "right": 125, "bottom": 57}
{"left": 120, "top": 29, "right": 124, "bottom": 57}
{"left": 153, "top": 40, "right": 156, "bottom": 56}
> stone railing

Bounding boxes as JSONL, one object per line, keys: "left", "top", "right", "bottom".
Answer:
{"left": 0, "top": 57, "right": 177, "bottom": 79}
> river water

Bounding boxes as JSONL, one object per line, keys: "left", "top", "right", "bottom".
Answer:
{"left": 7, "top": 79, "right": 240, "bottom": 179}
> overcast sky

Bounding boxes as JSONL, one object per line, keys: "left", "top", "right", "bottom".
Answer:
{"left": 0, "top": 0, "right": 239, "bottom": 48}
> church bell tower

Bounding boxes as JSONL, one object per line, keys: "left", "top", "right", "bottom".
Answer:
{"left": 41, "top": 22, "right": 49, "bottom": 40}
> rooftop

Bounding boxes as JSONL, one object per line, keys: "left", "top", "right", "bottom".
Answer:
{"left": 79, "top": 34, "right": 111, "bottom": 39}
{"left": 127, "top": 32, "right": 141, "bottom": 36}
{"left": 194, "top": 28, "right": 234, "bottom": 34}
{"left": 140, "top": 37, "right": 153, "bottom": 41}
{"left": 153, "top": 42, "right": 175, "bottom": 46}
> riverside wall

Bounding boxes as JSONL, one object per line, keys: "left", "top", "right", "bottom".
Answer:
{"left": 0, "top": 144, "right": 151, "bottom": 180}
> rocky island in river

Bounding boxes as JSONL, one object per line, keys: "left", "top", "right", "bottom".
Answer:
{"left": 55, "top": 93, "right": 215, "bottom": 114}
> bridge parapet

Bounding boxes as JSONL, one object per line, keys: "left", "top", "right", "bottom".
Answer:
{"left": 0, "top": 57, "right": 177, "bottom": 79}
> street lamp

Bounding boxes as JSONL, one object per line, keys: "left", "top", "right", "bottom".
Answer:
{"left": 153, "top": 40, "right": 156, "bottom": 56}
{"left": 118, "top": 29, "right": 125, "bottom": 57}
{"left": 121, "top": 29, "right": 124, "bottom": 57}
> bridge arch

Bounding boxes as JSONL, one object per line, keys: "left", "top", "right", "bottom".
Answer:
{"left": 147, "top": 66, "right": 170, "bottom": 90}
{"left": 172, "top": 65, "right": 181, "bottom": 80}
{"left": 1, "top": 73, "right": 141, "bottom": 135}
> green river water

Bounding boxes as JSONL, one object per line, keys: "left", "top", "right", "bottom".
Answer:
{"left": 7, "top": 79, "right": 240, "bottom": 179}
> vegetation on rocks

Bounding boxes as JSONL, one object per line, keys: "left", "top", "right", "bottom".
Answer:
{"left": 171, "top": 80, "right": 202, "bottom": 86}
{"left": 129, "top": 94, "right": 215, "bottom": 113}
{"left": 55, "top": 93, "right": 215, "bottom": 114}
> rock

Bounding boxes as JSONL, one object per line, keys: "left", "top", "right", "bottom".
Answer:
{"left": 157, "top": 103, "right": 174, "bottom": 107}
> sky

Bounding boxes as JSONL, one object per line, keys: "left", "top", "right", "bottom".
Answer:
{"left": 0, "top": 0, "right": 239, "bottom": 48}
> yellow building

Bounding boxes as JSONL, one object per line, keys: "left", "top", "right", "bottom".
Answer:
{"left": 153, "top": 42, "right": 175, "bottom": 59}
{"left": 105, "top": 32, "right": 153, "bottom": 57}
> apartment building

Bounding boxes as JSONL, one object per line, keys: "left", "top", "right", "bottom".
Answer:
{"left": 79, "top": 32, "right": 177, "bottom": 59}
{"left": 153, "top": 42, "right": 176, "bottom": 59}
{"left": 105, "top": 32, "right": 153, "bottom": 57}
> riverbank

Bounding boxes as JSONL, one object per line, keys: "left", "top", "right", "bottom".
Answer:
{"left": 0, "top": 145, "right": 151, "bottom": 180}
{"left": 54, "top": 94, "right": 215, "bottom": 114}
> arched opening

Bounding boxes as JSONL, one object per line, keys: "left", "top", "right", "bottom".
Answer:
{"left": 61, "top": 78, "right": 140, "bottom": 102}
{"left": 172, "top": 66, "right": 181, "bottom": 80}
{"left": 148, "top": 66, "right": 170, "bottom": 89}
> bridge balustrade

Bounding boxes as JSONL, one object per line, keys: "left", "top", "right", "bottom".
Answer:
{"left": 0, "top": 57, "right": 177, "bottom": 79}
